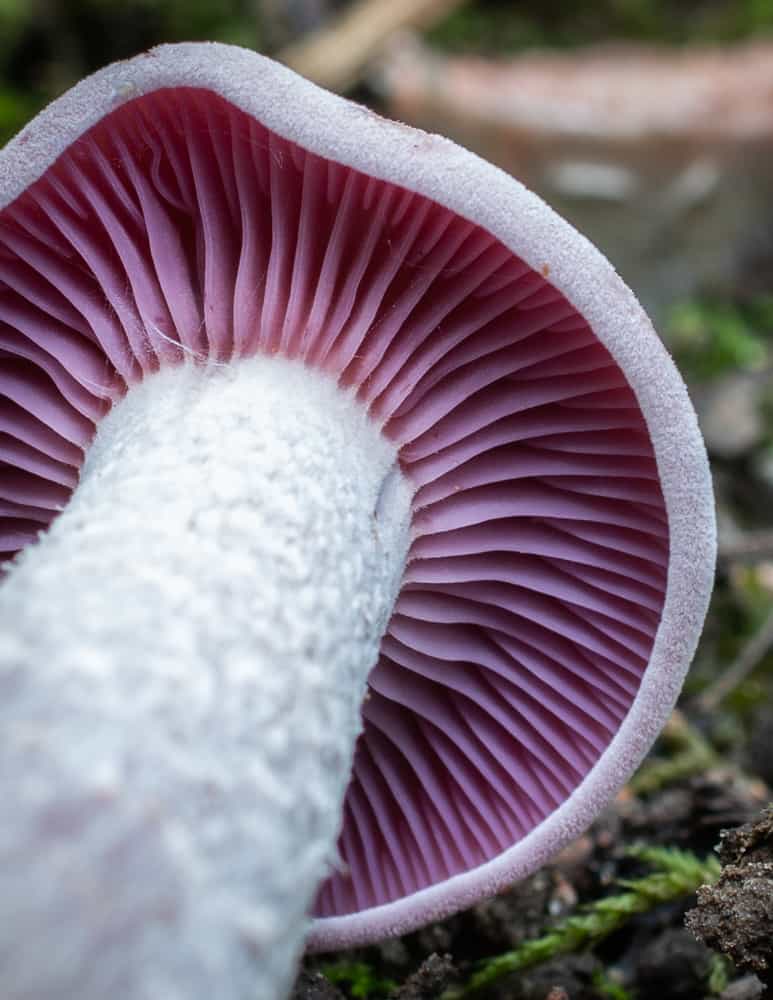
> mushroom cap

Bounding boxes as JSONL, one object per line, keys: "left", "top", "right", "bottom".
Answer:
{"left": 0, "top": 43, "right": 715, "bottom": 949}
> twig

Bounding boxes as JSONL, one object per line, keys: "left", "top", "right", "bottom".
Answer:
{"left": 695, "top": 603, "right": 773, "bottom": 714}
{"left": 278, "top": 0, "right": 468, "bottom": 92}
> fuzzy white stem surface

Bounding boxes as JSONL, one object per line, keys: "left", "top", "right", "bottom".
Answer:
{"left": 0, "top": 356, "right": 413, "bottom": 1000}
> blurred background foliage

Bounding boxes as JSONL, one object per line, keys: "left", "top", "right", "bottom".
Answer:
{"left": 669, "top": 297, "right": 773, "bottom": 382}
{"left": 429, "top": 0, "right": 773, "bottom": 52}
{"left": 2, "top": 0, "right": 773, "bottom": 145}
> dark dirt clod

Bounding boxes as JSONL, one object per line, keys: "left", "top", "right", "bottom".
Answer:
{"left": 719, "top": 974, "right": 767, "bottom": 1000}
{"left": 388, "top": 953, "right": 457, "bottom": 999}
{"left": 634, "top": 927, "right": 714, "bottom": 999}
{"left": 484, "top": 954, "right": 599, "bottom": 1000}
{"left": 619, "top": 769, "right": 767, "bottom": 855}
{"left": 715, "top": 805, "right": 773, "bottom": 868}
{"left": 686, "top": 806, "right": 773, "bottom": 989}
{"left": 447, "top": 871, "right": 558, "bottom": 957}
{"left": 290, "top": 968, "right": 346, "bottom": 1000}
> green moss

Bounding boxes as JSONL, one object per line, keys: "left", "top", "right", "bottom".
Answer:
{"left": 592, "top": 967, "right": 634, "bottom": 1000}
{"left": 442, "top": 847, "right": 721, "bottom": 998}
{"left": 428, "top": 0, "right": 773, "bottom": 54}
{"left": 320, "top": 960, "right": 398, "bottom": 999}
{"left": 0, "top": 87, "right": 42, "bottom": 145}
{"left": 666, "top": 297, "right": 773, "bottom": 382}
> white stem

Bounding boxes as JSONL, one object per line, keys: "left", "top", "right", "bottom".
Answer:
{"left": 0, "top": 356, "right": 413, "bottom": 1000}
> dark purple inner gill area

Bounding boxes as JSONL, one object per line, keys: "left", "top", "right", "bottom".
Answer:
{"left": 0, "top": 88, "right": 668, "bottom": 917}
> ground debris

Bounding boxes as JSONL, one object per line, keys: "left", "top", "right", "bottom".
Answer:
{"left": 634, "top": 926, "right": 713, "bottom": 999}
{"left": 296, "top": 769, "right": 771, "bottom": 1000}
{"left": 719, "top": 974, "right": 766, "bottom": 1000}
{"left": 618, "top": 768, "right": 768, "bottom": 854}
{"left": 290, "top": 967, "right": 346, "bottom": 1000}
{"left": 388, "top": 952, "right": 458, "bottom": 999}
{"left": 479, "top": 953, "right": 599, "bottom": 1000}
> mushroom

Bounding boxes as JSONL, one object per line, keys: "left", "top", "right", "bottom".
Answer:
{"left": 0, "top": 43, "right": 714, "bottom": 1000}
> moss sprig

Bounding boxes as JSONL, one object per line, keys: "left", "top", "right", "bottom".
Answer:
{"left": 319, "top": 959, "right": 397, "bottom": 998}
{"left": 441, "top": 846, "right": 721, "bottom": 999}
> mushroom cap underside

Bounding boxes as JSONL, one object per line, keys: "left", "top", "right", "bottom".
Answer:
{"left": 0, "top": 43, "right": 715, "bottom": 949}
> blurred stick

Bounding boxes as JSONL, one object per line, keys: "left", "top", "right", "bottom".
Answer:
{"left": 630, "top": 709, "right": 718, "bottom": 795}
{"left": 718, "top": 530, "right": 773, "bottom": 566}
{"left": 279, "top": 0, "right": 468, "bottom": 92}
{"left": 695, "top": 604, "right": 773, "bottom": 714}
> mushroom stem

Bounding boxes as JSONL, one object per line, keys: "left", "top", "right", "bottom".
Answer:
{"left": 0, "top": 354, "right": 413, "bottom": 1000}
